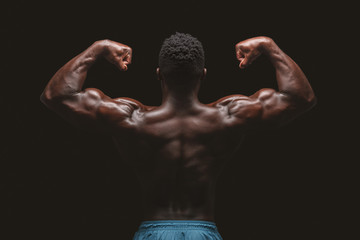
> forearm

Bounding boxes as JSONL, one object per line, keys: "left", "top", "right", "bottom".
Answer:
{"left": 41, "top": 41, "right": 106, "bottom": 104}
{"left": 262, "top": 38, "right": 316, "bottom": 103}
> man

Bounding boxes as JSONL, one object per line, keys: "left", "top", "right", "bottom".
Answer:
{"left": 41, "top": 33, "right": 316, "bottom": 239}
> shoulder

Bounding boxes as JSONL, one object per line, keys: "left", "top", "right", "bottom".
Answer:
{"left": 113, "top": 97, "right": 156, "bottom": 111}
{"left": 98, "top": 97, "right": 145, "bottom": 118}
{"left": 209, "top": 94, "right": 262, "bottom": 114}
{"left": 208, "top": 94, "right": 249, "bottom": 107}
{"left": 208, "top": 94, "right": 263, "bottom": 128}
{"left": 97, "top": 96, "right": 157, "bottom": 128}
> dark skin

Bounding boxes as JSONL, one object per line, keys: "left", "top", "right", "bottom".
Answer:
{"left": 41, "top": 37, "right": 316, "bottom": 221}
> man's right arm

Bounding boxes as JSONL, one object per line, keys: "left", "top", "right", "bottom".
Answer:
{"left": 213, "top": 37, "right": 316, "bottom": 130}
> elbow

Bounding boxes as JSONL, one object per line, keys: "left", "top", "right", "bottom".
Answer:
{"left": 298, "top": 93, "right": 317, "bottom": 112}
{"left": 286, "top": 92, "right": 317, "bottom": 113}
{"left": 40, "top": 90, "right": 58, "bottom": 108}
{"left": 41, "top": 89, "right": 76, "bottom": 110}
{"left": 305, "top": 91, "right": 317, "bottom": 109}
{"left": 40, "top": 91, "right": 50, "bottom": 106}
{"left": 308, "top": 94, "right": 317, "bottom": 108}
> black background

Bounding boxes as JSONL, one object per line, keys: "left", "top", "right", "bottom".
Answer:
{"left": 2, "top": 1, "right": 358, "bottom": 239}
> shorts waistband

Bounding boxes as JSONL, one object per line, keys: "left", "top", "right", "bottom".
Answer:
{"left": 138, "top": 220, "right": 218, "bottom": 231}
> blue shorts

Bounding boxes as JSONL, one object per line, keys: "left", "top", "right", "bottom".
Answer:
{"left": 133, "top": 220, "right": 223, "bottom": 240}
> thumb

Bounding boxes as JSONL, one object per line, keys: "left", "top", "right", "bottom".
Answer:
{"left": 118, "top": 60, "right": 128, "bottom": 71}
{"left": 239, "top": 51, "right": 261, "bottom": 69}
{"left": 239, "top": 57, "right": 250, "bottom": 69}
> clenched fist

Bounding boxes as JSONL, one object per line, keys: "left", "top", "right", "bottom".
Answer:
{"left": 99, "top": 39, "right": 132, "bottom": 71}
{"left": 235, "top": 36, "right": 272, "bottom": 69}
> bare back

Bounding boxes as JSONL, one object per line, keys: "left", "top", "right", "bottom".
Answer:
{"left": 112, "top": 103, "right": 244, "bottom": 221}
{"left": 41, "top": 37, "right": 316, "bottom": 222}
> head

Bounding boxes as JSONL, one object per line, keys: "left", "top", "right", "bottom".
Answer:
{"left": 158, "top": 32, "right": 206, "bottom": 88}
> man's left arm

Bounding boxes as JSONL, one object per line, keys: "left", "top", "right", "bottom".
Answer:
{"left": 40, "top": 40, "right": 141, "bottom": 133}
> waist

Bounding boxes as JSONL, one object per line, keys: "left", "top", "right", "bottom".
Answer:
{"left": 143, "top": 202, "right": 215, "bottom": 221}
{"left": 137, "top": 220, "right": 218, "bottom": 231}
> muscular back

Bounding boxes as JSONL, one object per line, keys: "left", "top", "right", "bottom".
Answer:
{"left": 41, "top": 37, "right": 316, "bottom": 221}
{"left": 112, "top": 103, "right": 244, "bottom": 220}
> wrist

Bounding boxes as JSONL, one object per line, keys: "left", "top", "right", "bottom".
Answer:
{"left": 259, "top": 37, "right": 278, "bottom": 56}
{"left": 90, "top": 39, "right": 110, "bottom": 56}
{"left": 258, "top": 37, "right": 274, "bottom": 52}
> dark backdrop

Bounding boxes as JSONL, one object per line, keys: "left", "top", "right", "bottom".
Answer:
{"left": 2, "top": 1, "right": 357, "bottom": 239}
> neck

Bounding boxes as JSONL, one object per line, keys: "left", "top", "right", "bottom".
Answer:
{"left": 161, "top": 82, "right": 201, "bottom": 110}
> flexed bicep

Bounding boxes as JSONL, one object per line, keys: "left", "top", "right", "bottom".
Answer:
{"left": 40, "top": 39, "right": 140, "bottom": 134}
{"left": 247, "top": 88, "right": 295, "bottom": 125}
{"left": 213, "top": 88, "right": 297, "bottom": 132}
{"left": 220, "top": 36, "right": 316, "bottom": 131}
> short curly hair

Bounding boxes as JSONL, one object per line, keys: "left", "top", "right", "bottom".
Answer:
{"left": 159, "top": 32, "right": 205, "bottom": 80}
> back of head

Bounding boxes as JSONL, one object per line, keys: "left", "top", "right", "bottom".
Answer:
{"left": 159, "top": 32, "right": 205, "bottom": 83}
